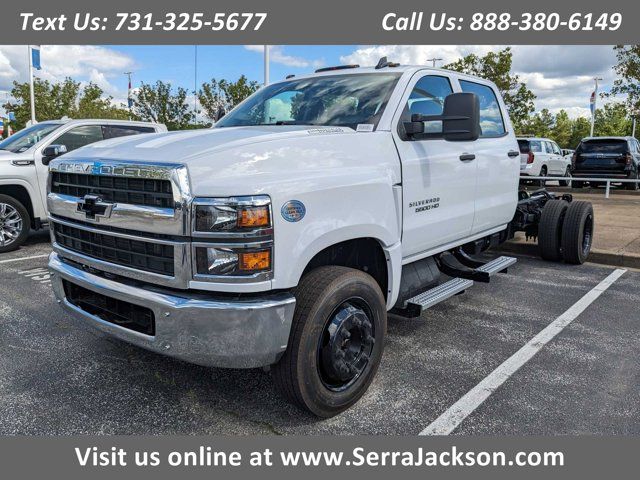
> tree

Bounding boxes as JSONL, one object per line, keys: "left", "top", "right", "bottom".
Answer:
{"left": 198, "top": 75, "right": 259, "bottom": 122}
{"left": 2, "top": 78, "right": 132, "bottom": 131}
{"left": 2, "top": 77, "right": 80, "bottom": 130}
{"left": 608, "top": 45, "right": 640, "bottom": 115}
{"left": 594, "top": 102, "right": 632, "bottom": 137}
{"left": 445, "top": 48, "right": 536, "bottom": 132}
{"left": 133, "top": 81, "right": 196, "bottom": 130}
{"left": 551, "top": 110, "right": 572, "bottom": 148}
{"left": 74, "top": 83, "right": 131, "bottom": 120}
{"left": 568, "top": 117, "right": 590, "bottom": 149}
{"left": 519, "top": 108, "right": 554, "bottom": 138}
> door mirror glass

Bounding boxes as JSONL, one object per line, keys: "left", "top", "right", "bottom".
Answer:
{"left": 41, "top": 144, "right": 68, "bottom": 165}
{"left": 403, "top": 92, "right": 480, "bottom": 142}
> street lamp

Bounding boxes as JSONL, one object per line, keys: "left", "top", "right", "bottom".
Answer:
{"left": 590, "top": 77, "right": 603, "bottom": 137}
{"left": 427, "top": 57, "right": 443, "bottom": 68}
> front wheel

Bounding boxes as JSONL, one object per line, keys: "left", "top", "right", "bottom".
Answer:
{"left": 0, "top": 194, "right": 30, "bottom": 253}
{"left": 272, "top": 266, "right": 387, "bottom": 418}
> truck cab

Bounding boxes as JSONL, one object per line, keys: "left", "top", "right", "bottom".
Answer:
{"left": 46, "top": 64, "right": 592, "bottom": 417}
{"left": 0, "top": 119, "right": 167, "bottom": 252}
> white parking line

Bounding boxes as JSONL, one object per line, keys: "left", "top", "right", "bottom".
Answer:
{"left": 420, "top": 267, "right": 627, "bottom": 436}
{"left": 0, "top": 254, "right": 50, "bottom": 265}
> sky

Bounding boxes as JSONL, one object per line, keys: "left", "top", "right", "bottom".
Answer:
{"left": 0, "top": 45, "right": 621, "bottom": 119}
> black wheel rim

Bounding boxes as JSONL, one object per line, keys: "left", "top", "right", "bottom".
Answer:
{"left": 317, "top": 298, "right": 375, "bottom": 392}
{"left": 582, "top": 213, "right": 594, "bottom": 256}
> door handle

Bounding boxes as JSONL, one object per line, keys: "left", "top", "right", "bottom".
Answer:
{"left": 459, "top": 153, "right": 476, "bottom": 162}
{"left": 507, "top": 150, "right": 520, "bottom": 158}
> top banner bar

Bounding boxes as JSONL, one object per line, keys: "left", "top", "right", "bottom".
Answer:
{"left": 0, "top": 0, "right": 637, "bottom": 44}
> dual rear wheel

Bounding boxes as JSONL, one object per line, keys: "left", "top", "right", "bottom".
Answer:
{"left": 538, "top": 200, "right": 594, "bottom": 264}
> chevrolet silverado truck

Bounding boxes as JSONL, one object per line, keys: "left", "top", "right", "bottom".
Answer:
{"left": 0, "top": 119, "right": 166, "bottom": 252}
{"left": 47, "top": 61, "right": 594, "bottom": 417}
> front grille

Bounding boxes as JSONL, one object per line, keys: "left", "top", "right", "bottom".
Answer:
{"left": 63, "top": 280, "right": 155, "bottom": 336}
{"left": 51, "top": 172, "right": 174, "bottom": 208}
{"left": 53, "top": 222, "right": 175, "bottom": 276}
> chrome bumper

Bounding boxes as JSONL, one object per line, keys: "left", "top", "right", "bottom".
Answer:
{"left": 49, "top": 252, "right": 296, "bottom": 368}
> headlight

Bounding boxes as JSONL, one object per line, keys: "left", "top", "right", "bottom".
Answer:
{"left": 195, "top": 246, "right": 272, "bottom": 276}
{"left": 193, "top": 196, "right": 271, "bottom": 234}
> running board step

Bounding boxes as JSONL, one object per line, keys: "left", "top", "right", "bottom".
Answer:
{"left": 403, "top": 278, "right": 474, "bottom": 317}
{"left": 476, "top": 256, "right": 517, "bottom": 275}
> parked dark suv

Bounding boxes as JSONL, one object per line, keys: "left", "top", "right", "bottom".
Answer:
{"left": 571, "top": 136, "right": 640, "bottom": 191}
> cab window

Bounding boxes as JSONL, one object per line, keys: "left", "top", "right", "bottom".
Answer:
{"left": 53, "top": 125, "right": 104, "bottom": 152}
{"left": 103, "top": 125, "right": 156, "bottom": 139}
{"left": 459, "top": 80, "right": 506, "bottom": 137}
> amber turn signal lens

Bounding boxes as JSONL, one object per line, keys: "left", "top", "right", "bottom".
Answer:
{"left": 239, "top": 250, "right": 271, "bottom": 271}
{"left": 238, "top": 206, "right": 270, "bottom": 228}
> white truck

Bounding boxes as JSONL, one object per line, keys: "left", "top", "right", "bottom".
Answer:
{"left": 0, "top": 119, "right": 167, "bottom": 252}
{"left": 46, "top": 62, "right": 594, "bottom": 417}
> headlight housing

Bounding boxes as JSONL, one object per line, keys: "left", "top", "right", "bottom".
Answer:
{"left": 192, "top": 196, "right": 273, "bottom": 281}
{"left": 193, "top": 196, "right": 272, "bottom": 235}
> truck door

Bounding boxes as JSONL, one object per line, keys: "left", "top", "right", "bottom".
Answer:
{"left": 456, "top": 80, "right": 519, "bottom": 235}
{"left": 392, "top": 73, "right": 478, "bottom": 258}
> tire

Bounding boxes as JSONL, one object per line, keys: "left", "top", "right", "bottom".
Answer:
{"left": 624, "top": 171, "right": 639, "bottom": 191}
{"left": 538, "top": 200, "right": 569, "bottom": 261}
{"left": 536, "top": 166, "right": 547, "bottom": 187}
{"left": 0, "top": 194, "right": 30, "bottom": 253}
{"left": 559, "top": 168, "right": 572, "bottom": 187}
{"left": 561, "top": 201, "right": 595, "bottom": 265}
{"left": 272, "top": 266, "right": 387, "bottom": 418}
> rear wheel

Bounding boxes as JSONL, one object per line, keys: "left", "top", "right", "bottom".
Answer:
{"left": 561, "top": 201, "right": 594, "bottom": 265}
{"left": 538, "top": 200, "right": 569, "bottom": 261}
{"left": 0, "top": 194, "right": 30, "bottom": 253}
{"left": 272, "top": 266, "right": 387, "bottom": 417}
{"left": 536, "top": 166, "right": 547, "bottom": 187}
{"left": 625, "top": 171, "right": 639, "bottom": 191}
{"left": 559, "top": 167, "right": 572, "bottom": 187}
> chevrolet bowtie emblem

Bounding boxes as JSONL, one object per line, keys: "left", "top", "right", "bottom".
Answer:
{"left": 77, "top": 194, "right": 114, "bottom": 221}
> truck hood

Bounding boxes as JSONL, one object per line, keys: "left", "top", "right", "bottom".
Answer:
{"left": 62, "top": 126, "right": 354, "bottom": 163}
{"left": 55, "top": 125, "right": 399, "bottom": 197}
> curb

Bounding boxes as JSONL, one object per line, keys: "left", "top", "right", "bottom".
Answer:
{"left": 498, "top": 241, "right": 640, "bottom": 270}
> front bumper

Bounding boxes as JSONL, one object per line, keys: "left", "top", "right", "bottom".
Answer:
{"left": 49, "top": 252, "right": 296, "bottom": 368}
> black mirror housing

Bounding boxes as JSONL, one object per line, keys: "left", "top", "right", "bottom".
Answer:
{"left": 41, "top": 144, "right": 68, "bottom": 165}
{"left": 403, "top": 92, "right": 481, "bottom": 142}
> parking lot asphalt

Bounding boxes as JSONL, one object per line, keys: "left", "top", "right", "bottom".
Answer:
{"left": 0, "top": 234, "right": 638, "bottom": 435}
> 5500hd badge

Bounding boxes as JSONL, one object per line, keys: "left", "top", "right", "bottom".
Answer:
{"left": 409, "top": 197, "right": 440, "bottom": 213}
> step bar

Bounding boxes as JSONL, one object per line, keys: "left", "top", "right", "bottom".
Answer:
{"left": 398, "top": 255, "right": 517, "bottom": 317}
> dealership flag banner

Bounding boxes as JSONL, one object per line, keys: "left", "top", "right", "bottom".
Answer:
{"left": 31, "top": 45, "right": 41, "bottom": 70}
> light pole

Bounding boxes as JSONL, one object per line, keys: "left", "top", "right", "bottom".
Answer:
{"left": 264, "top": 45, "right": 270, "bottom": 86}
{"left": 590, "top": 77, "right": 603, "bottom": 137}
{"left": 427, "top": 57, "right": 443, "bottom": 68}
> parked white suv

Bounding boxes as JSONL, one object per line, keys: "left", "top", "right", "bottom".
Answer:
{"left": 47, "top": 63, "right": 594, "bottom": 417}
{"left": 0, "top": 119, "right": 166, "bottom": 251}
{"left": 518, "top": 137, "right": 571, "bottom": 186}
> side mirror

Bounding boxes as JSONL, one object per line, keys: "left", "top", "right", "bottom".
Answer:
{"left": 403, "top": 92, "right": 481, "bottom": 142}
{"left": 41, "top": 144, "right": 67, "bottom": 165}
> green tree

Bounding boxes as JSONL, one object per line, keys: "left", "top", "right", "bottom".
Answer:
{"left": 133, "top": 81, "right": 196, "bottom": 130}
{"left": 74, "top": 83, "right": 131, "bottom": 120}
{"left": 519, "top": 108, "right": 554, "bottom": 138}
{"left": 568, "top": 117, "right": 591, "bottom": 149}
{"left": 2, "top": 77, "right": 80, "bottom": 130}
{"left": 198, "top": 75, "right": 259, "bottom": 122}
{"left": 551, "top": 110, "right": 572, "bottom": 148}
{"left": 594, "top": 102, "right": 632, "bottom": 137}
{"left": 608, "top": 45, "right": 640, "bottom": 115}
{"left": 445, "top": 47, "right": 536, "bottom": 132}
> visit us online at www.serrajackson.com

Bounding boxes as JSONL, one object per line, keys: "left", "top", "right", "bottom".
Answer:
{"left": 78, "top": 446, "right": 565, "bottom": 468}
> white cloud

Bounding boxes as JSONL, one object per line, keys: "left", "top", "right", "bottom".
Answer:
{"left": 341, "top": 45, "right": 621, "bottom": 119}
{"left": 245, "top": 45, "right": 324, "bottom": 69}
{"left": 0, "top": 45, "right": 134, "bottom": 106}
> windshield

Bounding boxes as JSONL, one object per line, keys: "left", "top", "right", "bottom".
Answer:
{"left": 216, "top": 73, "right": 401, "bottom": 130}
{"left": 0, "top": 123, "right": 61, "bottom": 153}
